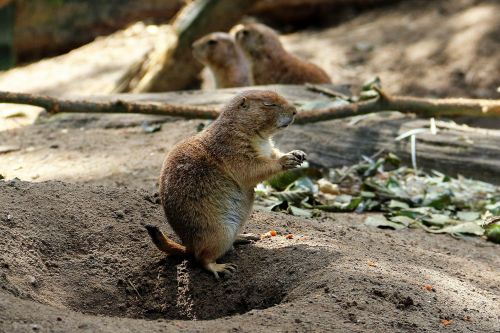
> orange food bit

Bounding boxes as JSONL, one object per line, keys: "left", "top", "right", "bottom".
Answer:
{"left": 440, "top": 319, "right": 452, "bottom": 326}
{"left": 285, "top": 234, "right": 294, "bottom": 239}
{"left": 269, "top": 230, "right": 277, "bottom": 237}
{"left": 424, "top": 284, "right": 434, "bottom": 291}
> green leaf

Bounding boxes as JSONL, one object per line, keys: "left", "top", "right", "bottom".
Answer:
{"left": 422, "top": 214, "right": 453, "bottom": 226}
{"left": 425, "top": 191, "right": 452, "bottom": 210}
{"left": 385, "top": 153, "right": 401, "bottom": 168}
{"left": 361, "top": 191, "right": 376, "bottom": 198}
{"left": 363, "top": 158, "right": 384, "bottom": 177}
{"left": 388, "top": 200, "right": 409, "bottom": 210}
{"left": 362, "top": 76, "right": 382, "bottom": 91}
{"left": 485, "top": 202, "right": 500, "bottom": 215}
{"left": 315, "top": 196, "right": 361, "bottom": 212}
{"left": 288, "top": 176, "right": 316, "bottom": 193}
{"left": 272, "top": 189, "right": 311, "bottom": 205}
{"left": 484, "top": 223, "right": 500, "bottom": 244}
{"left": 347, "top": 197, "right": 362, "bottom": 210}
{"left": 399, "top": 206, "right": 434, "bottom": 219}
{"left": 365, "top": 215, "right": 406, "bottom": 230}
{"left": 389, "top": 215, "right": 415, "bottom": 227}
{"left": 456, "top": 211, "right": 481, "bottom": 222}
{"left": 418, "top": 221, "right": 484, "bottom": 236}
{"left": 289, "top": 205, "right": 313, "bottom": 218}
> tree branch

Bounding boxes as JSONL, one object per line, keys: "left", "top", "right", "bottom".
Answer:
{"left": 0, "top": 89, "right": 499, "bottom": 124}
{"left": 0, "top": 91, "right": 219, "bottom": 119}
{"left": 294, "top": 88, "right": 500, "bottom": 124}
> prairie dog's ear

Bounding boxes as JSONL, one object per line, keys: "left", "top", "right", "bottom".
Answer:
{"left": 240, "top": 97, "right": 249, "bottom": 109}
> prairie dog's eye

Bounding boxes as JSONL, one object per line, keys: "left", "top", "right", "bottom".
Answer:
{"left": 263, "top": 102, "right": 278, "bottom": 107}
{"left": 207, "top": 39, "right": 218, "bottom": 46}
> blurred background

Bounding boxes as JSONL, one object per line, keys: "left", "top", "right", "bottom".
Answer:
{"left": 1, "top": 0, "right": 498, "bottom": 96}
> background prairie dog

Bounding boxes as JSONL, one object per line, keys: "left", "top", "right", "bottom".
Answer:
{"left": 192, "top": 32, "right": 252, "bottom": 88}
{"left": 233, "top": 23, "right": 331, "bottom": 85}
{"left": 146, "top": 90, "right": 306, "bottom": 278}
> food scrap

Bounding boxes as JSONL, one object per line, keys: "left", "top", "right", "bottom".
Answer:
{"left": 261, "top": 230, "right": 278, "bottom": 239}
{"left": 285, "top": 234, "right": 294, "bottom": 239}
{"left": 440, "top": 319, "right": 453, "bottom": 326}
{"left": 424, "top": 284, "right": 435, "bottom": 292}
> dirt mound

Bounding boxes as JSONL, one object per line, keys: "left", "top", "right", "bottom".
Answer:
{"left": 1, "top": 180, "right": 499, "bottom": 332}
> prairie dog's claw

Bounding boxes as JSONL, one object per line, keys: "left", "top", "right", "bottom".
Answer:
{"left": 204, "top": 262, "right": 238, "bottom": 280}
{"left": 290, "top": 150, "right": 307, "bottom": 162}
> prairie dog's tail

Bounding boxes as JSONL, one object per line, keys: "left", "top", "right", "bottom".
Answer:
{"left": 145, "top": 225, "right": 187, "bottom": 256}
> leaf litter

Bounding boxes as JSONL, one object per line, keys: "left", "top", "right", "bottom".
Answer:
{"left": 255, "top": 152, "right": 500, "bottom": 243}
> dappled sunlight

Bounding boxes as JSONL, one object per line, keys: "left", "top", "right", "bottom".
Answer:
{"left": 446, "top": 5, "right": 498, "bottom": 61}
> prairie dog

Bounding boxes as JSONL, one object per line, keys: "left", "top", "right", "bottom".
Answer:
{"left": 192, "top": 32, "right": 252, "bottom": 88}
{"left": 146, "top": 90, "right": 306, "bottom": 278}
{"left": 232, "top": 23, "right": 331, "bottom": 85}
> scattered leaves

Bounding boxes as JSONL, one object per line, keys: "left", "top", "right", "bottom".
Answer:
{"left": 255, "top": 152, "right": 499, "bottom": 243}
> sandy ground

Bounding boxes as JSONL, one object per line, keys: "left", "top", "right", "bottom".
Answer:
{"left": 1, "top": 0, "right": 500, "bottom": 332}
{"left": 1, "top": 180, "right": 499, "bottom": 333}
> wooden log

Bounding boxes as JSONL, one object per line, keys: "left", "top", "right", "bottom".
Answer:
{"left": 275, "top": 114, "right": 500, "bottom": 184}
{"left": 18, "top": 84, "right": 498, "bottom": 184}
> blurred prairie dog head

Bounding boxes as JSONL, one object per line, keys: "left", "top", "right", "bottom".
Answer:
{"left": 220, "top": 90, "right": 297, "bottom": 136}
{"left": 192, "top": 32, "right": 242, "bottom": 67}
{"left": 232, "top": 23, "right": 285, "bottom": 57}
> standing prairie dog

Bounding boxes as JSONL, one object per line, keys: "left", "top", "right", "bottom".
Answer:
{"left": 146, "top": 90, "right": 306, "bottom": 279}
{"left": 192, "top": 32, "right": 252, "bottom": 88}
{"left": 232, "top": 23, "right": 331, "bottom": 85}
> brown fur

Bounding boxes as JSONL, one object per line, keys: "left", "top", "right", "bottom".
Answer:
{"left": 148, "top": 90, "right": 306, "bottom": 278}
{"left": 233, "top": 23, "right": 332, "bottom": 85}
{"left": 192, "top": 32, "right": 252, "bottom": 88}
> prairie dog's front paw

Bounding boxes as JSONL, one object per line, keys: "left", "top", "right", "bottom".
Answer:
{"left": 289, "top": 150, "right": 306, "bottom": 163}
{"left": 279, "top": 150, "right": 307, "bottom": 170}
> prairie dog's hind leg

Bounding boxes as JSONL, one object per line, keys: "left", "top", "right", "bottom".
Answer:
{"left": 194, "top": 232, "right": 238, "bottom": 279}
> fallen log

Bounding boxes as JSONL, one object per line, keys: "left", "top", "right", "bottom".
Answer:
{"left": 1, "top": 85, "right": 498, "bottom": 183}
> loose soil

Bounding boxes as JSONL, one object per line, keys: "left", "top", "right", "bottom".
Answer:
{"left": 1, "top": 180, "right": 499, "bottom": 332}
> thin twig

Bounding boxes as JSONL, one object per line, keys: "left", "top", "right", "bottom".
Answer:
{"left": 127, "top": 279, "right": 141, "bottom": 298}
